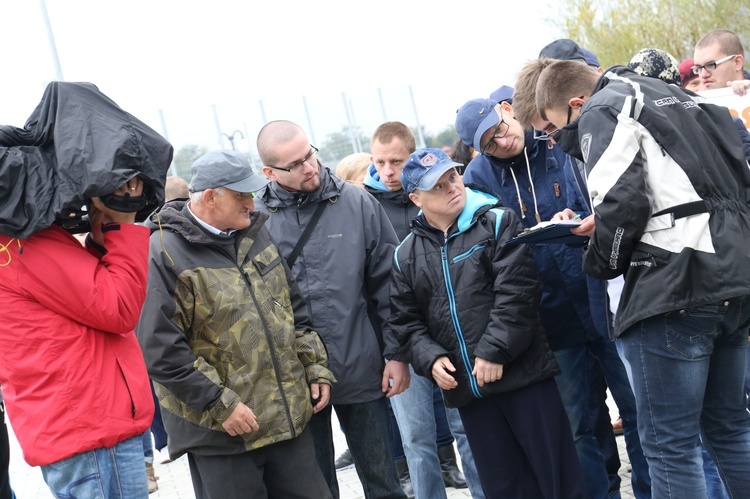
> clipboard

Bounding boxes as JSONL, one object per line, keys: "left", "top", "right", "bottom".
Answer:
{"left": 506, "top": 220, "right": 589, "bottom": 246}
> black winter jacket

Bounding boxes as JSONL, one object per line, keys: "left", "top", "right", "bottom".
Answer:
{"left": 557, "top": 66, "right": 750, "bottom": 336}
{"left": 389, "top": 188, "right": 559, "bottom": 408}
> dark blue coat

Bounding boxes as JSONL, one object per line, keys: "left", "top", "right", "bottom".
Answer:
{"left": 463, "top": 131, "right": 597, "bottom": 350}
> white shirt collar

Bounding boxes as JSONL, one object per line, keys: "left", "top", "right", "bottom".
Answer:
{"left": 186, "top": 201, "right": 237, "bottom": 236}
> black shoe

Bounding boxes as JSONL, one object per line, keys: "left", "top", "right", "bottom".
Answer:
{"left": 335, "top": 449, "right": 354, "bottom": 470}
{"left": 438, "top": 444, "right": 467, "bottom": 489}
{"left": 395, "top": 458, "right": 415, "bottom": 499}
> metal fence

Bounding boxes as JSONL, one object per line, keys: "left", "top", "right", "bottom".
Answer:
{"left": 160, "top": 83, "right": 455, "bottom": 180}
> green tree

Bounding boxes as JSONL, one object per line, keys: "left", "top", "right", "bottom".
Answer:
{"left": 427, "top": 125, "right": 459, "bottom": 149}
{"left": 173, "top": 144, "right": 209, "bottom": 181}
{"left": 553, "top": 0, "right": 749, "bottom": 68}
{"left": 319, "top": 127, "right": 370, "bottom": 167}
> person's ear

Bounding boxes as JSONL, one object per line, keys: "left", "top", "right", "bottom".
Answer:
{"left": 734, "top": 54, "right": 745, "bottom": 72}
{"left": 501, "top": 100, "right": 515, "bottom": 118}
{"left": 202, "top": 188, "right": 216, "bottom": 206}
{"left": 569, "top": 96, "right": 587, "bottom": 109}
{"left": 261, "top": 166, "right": 279, "bottom": 182}
{"left": 409, "top": 192, "right": 422, "bottom": 208}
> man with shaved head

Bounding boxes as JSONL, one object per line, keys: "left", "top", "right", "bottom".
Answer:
{"left": 256, "top": 120, "right": 410, "bottom": 499}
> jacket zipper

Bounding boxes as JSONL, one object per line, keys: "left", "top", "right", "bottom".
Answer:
{"left": 237, "top": 264, "right": 296, "bottom": 437}
{"left": 452, "top": 241, "right": 490, "bottom": 264}
{"left": 440, "top": 244, "right": 482, "bottom": 399}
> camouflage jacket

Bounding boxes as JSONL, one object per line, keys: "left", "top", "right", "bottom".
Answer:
{"left": 136, "top": 201, "right": 334, "bottom": 458}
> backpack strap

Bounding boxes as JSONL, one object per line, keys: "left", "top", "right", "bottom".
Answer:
{"left": 488, "top": 207, "right": 505, "bottom": 239}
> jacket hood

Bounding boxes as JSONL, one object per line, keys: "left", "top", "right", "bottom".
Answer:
{"left": 363, "top": 163, "right": 390, "bottom": 191}
{"left": 258, "top": 167, "right": 342, "bottom": 209}
{"left": 556, "top": 66, "right": 639, "bottom": 162}
{"left": 365, "top": 183, "right": 411, "bottom": 205}
{"left": 414, "top": 187, "right": 499, "bottom": 237}
{"left": 456, "top": 187, "right": 500, "bottom": 233}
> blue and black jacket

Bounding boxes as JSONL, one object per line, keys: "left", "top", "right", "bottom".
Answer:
{"left": 389, "top": 187, "right": 559, "bottom": 408}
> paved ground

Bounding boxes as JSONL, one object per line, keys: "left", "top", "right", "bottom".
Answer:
{"left": 6, "top": 396, "right": 634, "bottom": 498}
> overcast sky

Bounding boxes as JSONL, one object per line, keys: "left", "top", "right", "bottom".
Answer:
{"left": 1, "top": 1, "right": 562, "bottom": 154}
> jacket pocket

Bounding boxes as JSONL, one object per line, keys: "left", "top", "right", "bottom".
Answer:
{"left": 631, "top": 242, "right": 671, "bottom": 270}
{"left": 250, "top": 256, "right": 289, "bottom": 311}
{"left": 252, "top": 256, "right": 282, "bottom": 276}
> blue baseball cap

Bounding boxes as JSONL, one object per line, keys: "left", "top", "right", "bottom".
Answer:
{"left": 582, "top": 48, "right": 601, "bottom": 68}
{"left": 455, "top": 98, "right": 500, "bottom": 151}
{"left": 401, "top": 148, "right": 462, "bottom": 193}
{"left": 489, "top": 85, "right": 514, "bottom": 104}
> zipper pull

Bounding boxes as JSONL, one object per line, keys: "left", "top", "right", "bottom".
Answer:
{"left": 554, "top": 182, "right": 561, "bottom": 197}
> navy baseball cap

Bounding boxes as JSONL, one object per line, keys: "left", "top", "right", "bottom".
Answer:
{"left": 455, "top": 98, "right": 500, "bottom": 151}
{"left": 539, "top": 39, "right": 587, "bottom": 63}
{"left": 582, "top": 48, "right": 601, "bottom": 68}
{"left": 401, "top": 148, "right": 462, "bottom": 193}
{"left": 489, "top": 85, "right": 514, "bottom": 104}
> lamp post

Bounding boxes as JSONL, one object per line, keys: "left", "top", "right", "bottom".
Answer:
{"left": 222, "top": 130, "right": 244, "bottom": 151}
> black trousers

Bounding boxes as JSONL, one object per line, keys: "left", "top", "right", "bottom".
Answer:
{"left": 0, "top": 404, "right": 12, "bottom": 499}
{"left": 458, "top": 378, "right": 588, "bottom": 499}
{"left": 187, "top": 427, "right": 331, "bottom": 499}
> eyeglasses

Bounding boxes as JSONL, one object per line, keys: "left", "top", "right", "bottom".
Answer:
{"left": 533, "top": 123, "right": 560, "bottom": 141}
{"left": 691, "top": 54, "right": 737, "bottom": 75}
{"left": 548, "top": 127, "right": 564, "bottom": 142}
{"left": 480, "top": 108, "right": 510, "bottom": 157}
{"left": 267, "top": 145, "right": 319, "bottom": 173}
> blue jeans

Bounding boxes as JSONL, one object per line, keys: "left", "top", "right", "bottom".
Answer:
{"left": 41, "top": 434, "right": 148, "bottom": 498}
{"left": 141, "top": 431, "right": 153, "bottom": 463}
{"left": 554, "top": 344, "right": 610, "bottom": 499}
{"left": 309, "top": 399, "right": 405, "bottom": 499}
{"left": 620, "top": 296, "right": 750, "bottom": 498}
{"left": 590, "top": 337, "right": 651, "bottom": 499}
{"left": 0, "top": 403, "right": 14, "bottom": 499}
{"left": 390, "top": 366, "right": 447, "bottom": 499}
{"left": 443, "top": 394, "right": 485, "bottom": 499}
{"left": 150, "top": 382, "right": 168, "bottom": 452}
{"left": 701, "top": 436, "right": 729, "bottom": 499}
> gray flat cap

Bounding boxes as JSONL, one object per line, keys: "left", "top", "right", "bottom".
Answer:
{"left": 189, "top": 150, "right": 268, "bottom": 193}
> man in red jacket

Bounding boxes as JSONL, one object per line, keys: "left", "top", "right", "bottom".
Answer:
{"left": 0, "top": 178, "right": 154, "bottom": 497}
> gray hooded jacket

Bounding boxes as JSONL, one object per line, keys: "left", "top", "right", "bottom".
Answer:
{"left": 256, "top": 167, "right": 404, "bottom": 404}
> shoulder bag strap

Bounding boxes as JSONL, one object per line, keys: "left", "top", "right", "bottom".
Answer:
{"left": 286, "top": 199, "right": 329, "bottom": 268}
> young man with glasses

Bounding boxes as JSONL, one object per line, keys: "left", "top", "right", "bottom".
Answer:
{"left": 255, "top": 120, "right": 410, "bottom": 499}
{"left": 693, "top": 29, "right": 749, "bottom": 94}
{"left": 535, "top": 57, "right": 750, "bottom": 499}
{"left": 514, "top": 51, "right": 655, "bottom": 499}
{"left": 456, "top": 94, "right": 615, "bottom": 499}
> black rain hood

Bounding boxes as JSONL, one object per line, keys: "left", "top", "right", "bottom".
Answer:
{"left": 0, "top": 81, "right": 174, "bottom": 238}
